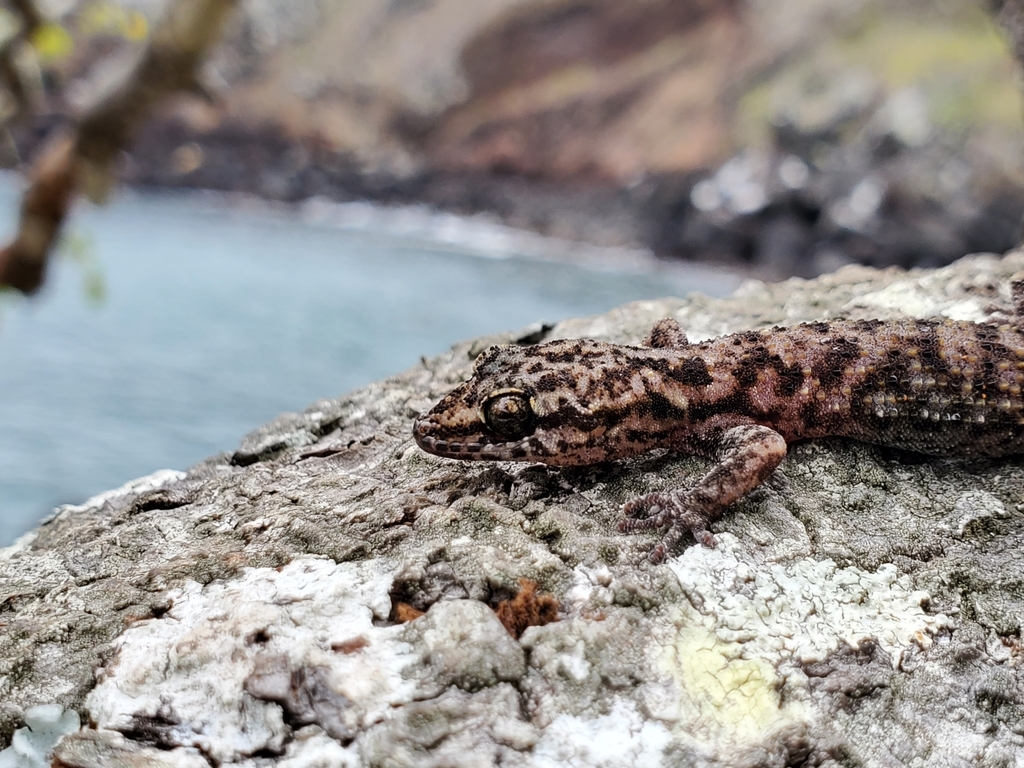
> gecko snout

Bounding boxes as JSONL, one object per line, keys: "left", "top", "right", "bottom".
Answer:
{"left": 411, "top": 414, "right": 466, "bottom": 457}
{"left": 412, "top": 416, "right": 437, "bottom": 449}
{"left": 412, "top": 411, "right": 533, "bottom": 461}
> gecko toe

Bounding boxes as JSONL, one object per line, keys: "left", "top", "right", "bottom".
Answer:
{"left": 617, "top": 514, "right": 668, "bottom": 533}
{"left": 646, "top": 524, "right": 714, "bottom": 562}
{"left": 621, "top": 490, "right": 719, "bottom": 560}
{"left": 647, "top": 543, "right": 668, "bottom": 564}
{"left": 623, "top": 491, "right": 673, "bottom": 518}
{"left": 693, "top": 529, "right": 716, "bottom": 547}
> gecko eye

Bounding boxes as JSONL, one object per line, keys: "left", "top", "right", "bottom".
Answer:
{"left": 482, "top": 390, "right": 535, "bottom": 439}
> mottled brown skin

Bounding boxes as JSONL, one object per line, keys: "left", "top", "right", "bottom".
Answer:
{"left": 414, "top": 313, "right": 1024, "bottom": 562}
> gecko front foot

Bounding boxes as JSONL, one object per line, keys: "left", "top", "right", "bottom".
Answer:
{"left": 618, "top": 491, "right": 716, "bottom": 563}
{"left": 615, "top": 425, "right": 787, "bottom": 563}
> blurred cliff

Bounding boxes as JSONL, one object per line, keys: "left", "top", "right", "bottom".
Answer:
{"left": 16, "top": 0, "right": 1024, "bottom": 276}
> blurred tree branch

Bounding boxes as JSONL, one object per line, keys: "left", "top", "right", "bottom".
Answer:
{"left": 0, "top": 0, "right": 44, "bottom": 129}
{"left": 0, "top": 0, "right": 238, "bottom": 294}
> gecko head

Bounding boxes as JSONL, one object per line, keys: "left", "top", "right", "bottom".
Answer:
{"left": 413, "top": 338, "right": 671, "bottom": 466}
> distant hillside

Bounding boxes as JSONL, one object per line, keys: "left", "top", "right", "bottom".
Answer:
{"left": 21, "top": 0, "right": 1024, "bottom": 274}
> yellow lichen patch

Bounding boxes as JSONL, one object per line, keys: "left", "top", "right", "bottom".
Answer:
{"left": 647, "top": 539, "right": 951, "bottom": 753}
{"left": 651, "top": 608, "right": 810, "bottom": 746}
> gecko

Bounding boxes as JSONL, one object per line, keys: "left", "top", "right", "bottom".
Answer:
{"left": 413, "top": 297, "right": 1024, "bottom": 562}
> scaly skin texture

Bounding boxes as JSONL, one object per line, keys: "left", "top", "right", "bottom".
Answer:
{"left": 414, "top": 306, "right": 1024, "bottom": 562}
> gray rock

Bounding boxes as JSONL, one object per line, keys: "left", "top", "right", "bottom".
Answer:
{"left": 413, "top": 599, "right": 527, "bottom": 692}
{"left": 3, "top": 250, "right": 1024, "bottom": 766}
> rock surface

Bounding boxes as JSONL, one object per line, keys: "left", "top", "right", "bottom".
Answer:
{"left": 3, "top": 251, "right": 1024, "bottom": 765}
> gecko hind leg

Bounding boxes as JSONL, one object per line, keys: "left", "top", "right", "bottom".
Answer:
{"left": 644, "top": 318, "right": 690, "bottom": 348}
{"left": 617, "top": 424, "right": 787, "bottom": 563}
{"left": 1012, "top": 272, "right": 1024, "bottom": 322}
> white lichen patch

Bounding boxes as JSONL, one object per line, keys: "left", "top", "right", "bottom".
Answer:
{"left": 665, "top": 535, "right": 949, "bottom": 667}
{"left": 562, "top": 564, "right": 617, "bottom": 609}
{"left": 0, "top": 705, "right": 80, "bottom": 768}
{"left": 58, "top": 469, "right": 188, "bottom": 516}
{"left": 529, "top": 698, "right": 673, "bottom": 768}
{"left": 275, "top": 728, "right": 359, "bottom": 768}
{"left": 953, "top": 490, "right": 1009, "bottom": 536}
{"left": 86, "top": 557, "right": 416, "bottom": 764}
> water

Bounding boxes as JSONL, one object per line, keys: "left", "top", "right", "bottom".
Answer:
{"left": 0, "top": 183, "right": 740, "bottom": 545}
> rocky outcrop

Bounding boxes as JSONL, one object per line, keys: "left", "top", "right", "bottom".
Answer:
{"left": 3, "top": 251, "right": 1024, "bottom": 765}
{"left": 18, "top": 0, "right": 1024, "bottom": 275}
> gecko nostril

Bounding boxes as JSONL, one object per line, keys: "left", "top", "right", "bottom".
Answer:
{"left": 413, "top": 418, "right": 436, "bottom": 440}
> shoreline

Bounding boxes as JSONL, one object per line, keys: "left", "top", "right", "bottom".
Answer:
{"left": 105, "top": 181, "right": 748, "bottom": 291}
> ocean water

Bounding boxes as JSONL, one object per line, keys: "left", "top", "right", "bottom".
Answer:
{"left": 0, "top": 183, "right": 740, "bottom": 545}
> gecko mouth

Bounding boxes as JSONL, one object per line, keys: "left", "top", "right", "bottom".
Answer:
{"left": 413, "top": 418, "right": 530, "bottom": 461}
